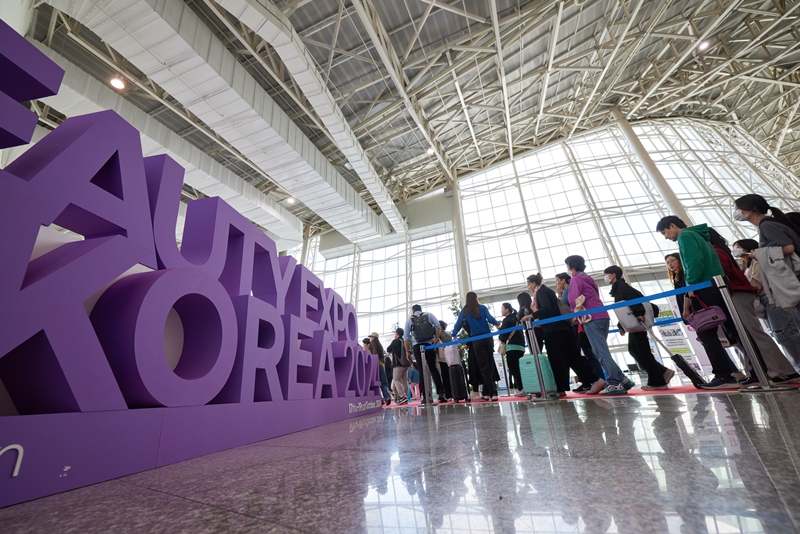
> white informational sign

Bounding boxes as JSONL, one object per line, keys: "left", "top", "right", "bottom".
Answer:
{"left": 493, "top": 353, "right": 508, "bottom": 391}
{"left": 664, "top": 296, "right": 713, "bottom": 373}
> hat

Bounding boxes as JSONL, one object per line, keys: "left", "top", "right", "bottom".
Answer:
{"left": 369, "top": 332, "right": 379, "bottom": 338}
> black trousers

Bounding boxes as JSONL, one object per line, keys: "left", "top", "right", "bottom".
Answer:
{"left": 691, "top": 287, "right": 735, "bottom": 379}
{"left": 627, "top": 331, "right": 670, "bottom": 386}
{"left": 438, "top": 361, "right": 452, "bottom": 398}
{"left": 506, "top": 350, "right": 524, "bottom": 390}
{"left": 543, "top": 328, "right": 599, "bottom": 392}
{"left": 413, "top": 343, "right": 445, "bottom": 401}
{"left": 467, "top": 342, "right": 481, "bottom": 391}
{"left": 472, "top": 336, "right": 498, "bottom": 396}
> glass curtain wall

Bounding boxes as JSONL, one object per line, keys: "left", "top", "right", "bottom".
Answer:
{"left": 299, "top": 119, "right": 799, "bottom": 343}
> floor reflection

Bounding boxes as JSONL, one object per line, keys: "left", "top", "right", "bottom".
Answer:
{"left": 365, "top": 394, "right": 800, "bottom": 534}
{"left": 2, "top": 393, "right": 800, "bottom": 533}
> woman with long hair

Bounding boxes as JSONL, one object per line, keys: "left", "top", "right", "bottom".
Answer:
{"left": 706, "top": 228, "right": 798, "bottom": 383}
{"left": 368, "top": 334, "right": 391, "bottom": 405}
{"left": 498, "top": 302, "right": 526, "bottom": 397}
{"left": 452, "top": 292, "right": 500, "bottom": 400}
{"left": 734, "top": 194, "right": 800, "bottom": 329}
{"left": 734, "top": 239, "right": 800, "bottom": 372}
{"left": 521, "top": 273, "right": 604, "bottom": 396}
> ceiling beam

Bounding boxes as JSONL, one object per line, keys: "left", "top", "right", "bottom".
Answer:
{"left": 534, "top": 1, "right": 563, "bottom": 140}
{"left": 350, "top": 0, "right": 456, "bottom": 181}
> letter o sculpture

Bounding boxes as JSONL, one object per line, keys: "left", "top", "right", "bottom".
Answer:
{"left": 91, "top": 268, "right": 237, "bottom": 407}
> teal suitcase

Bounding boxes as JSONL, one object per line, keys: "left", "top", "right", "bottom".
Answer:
{"left": 519, "top": 353, "right": 557, "bottom": 397}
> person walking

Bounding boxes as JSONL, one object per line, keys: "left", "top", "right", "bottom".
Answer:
{"left": 403, "top": 305, "right": 446, "bottom": 404}
{"left": 733, "top": 194, "right": 800, "bottom": 330}
{"left": 452, "top": 292, "right": 500, "bottom": 401}
{"left": 734, "top": 239, "right": 800, "bottom": 372}
{"left": 656, "top": 216, "right": 738, "bottom": 389}
{"left": 707, "top": 229, "right": 799, "bottom": 384}
{"left": 522, "top": 273, "right": 605, "bottom": 396}
{"left": 564, "top": 255, "right": 632, "bottom": 394}
{"left": 386, "top": 327, "right": 410, "bottom": 404}
{"left": 602, "top": 265, "right": 674, "bottom": 390}
{"left": 556, "top": 272, "right": 604, "bottom": 388}
{"left": 498, "top": 303, "right": 526, "bottom": 397}
{"left": 367, "top": 334, "right": 391, "bottom": 405}
{"left": 437, "top": 321, "right": 453, "bottom": 401}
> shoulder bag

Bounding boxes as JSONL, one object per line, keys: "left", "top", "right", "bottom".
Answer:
{"left": 687, "top": 295, "right": 727, "bottom": 332}
{"left": 497, "top": 317, "right": 518, "bottom": 356}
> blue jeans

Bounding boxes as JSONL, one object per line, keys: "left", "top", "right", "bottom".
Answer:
{"left": 379, "top": 366, "right": 391, "bottom": 400}
{"left": 582, "top": 318, "right": 625, "bottom": 385}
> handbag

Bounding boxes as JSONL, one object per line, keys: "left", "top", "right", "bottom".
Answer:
{"left": 687, "top": 295, "right": 727, "bottom": 332}
{"left": 574, "top": 295, "right": 592, "bottom": 324}
{"left": 497, "top": 317, "right": 518, "bottom": 356}
{"left": 613, "top": 301, "right": 655, "bottom": 333}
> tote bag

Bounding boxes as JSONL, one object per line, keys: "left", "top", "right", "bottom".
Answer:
{"left": 613, "top": 302, "right": 655, "bottom": 333}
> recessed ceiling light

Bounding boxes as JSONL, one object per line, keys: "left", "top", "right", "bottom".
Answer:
{"left": 788, "top": 128, "right": 794, "bottom": 134}
{"left": 697, "top": 41, "right": 710, "bottom": 51}
{"left": 426, "top": 147, "right": 435, "bottom": 155}
{"left": 110, "top": 77, "right": 126, "bottom": 90}
{"left": 286, "top": 197, "right": 295, "bottom": 204}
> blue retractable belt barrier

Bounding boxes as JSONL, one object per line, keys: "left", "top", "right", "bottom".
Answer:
{"left": 426, "top": 280, "right": 711, "bottom": 350}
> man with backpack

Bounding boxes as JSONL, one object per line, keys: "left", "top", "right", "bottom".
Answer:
{"left": 386, "top": 328, "right": 410, "bottom": 405}
{"left": 403, "top": 304, "right": 446, "bottom": 404}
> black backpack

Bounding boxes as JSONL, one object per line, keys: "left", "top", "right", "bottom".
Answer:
{"left": 410, "top": 313, "right": 435, "bottom": 341}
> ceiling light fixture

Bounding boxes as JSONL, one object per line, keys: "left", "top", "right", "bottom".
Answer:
{"left": 788, "top": 128, "right": 794, "bottom": 134}
{"left": 426, "top": 147, "right": 435, "bottom": 155}
{"left": 697, "top": 41, "right": 710, "bottom": 51}
{"left": 110, "top": 77, "right": 126, "bottom": 90}
{"left": 286, "top": 197, "right": 295, "bottom": 204}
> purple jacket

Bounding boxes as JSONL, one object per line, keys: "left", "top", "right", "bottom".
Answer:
{"left": 567, "top": 272, "right": 609, "bottom": 320}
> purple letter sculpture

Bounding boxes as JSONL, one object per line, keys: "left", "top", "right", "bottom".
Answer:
{"left": 0, "top": 20, "right": 380, "bottom": 507}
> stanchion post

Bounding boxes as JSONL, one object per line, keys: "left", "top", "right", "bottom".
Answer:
{"left": 419, "top": 344, "right": 435, "bottom": 405}
{"left": 711, "top": 276, "right": 796, "bottom": 394}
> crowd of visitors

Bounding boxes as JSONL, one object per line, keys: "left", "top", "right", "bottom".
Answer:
{"left": 369, "top": 194, "right": 800, "bottom": 403}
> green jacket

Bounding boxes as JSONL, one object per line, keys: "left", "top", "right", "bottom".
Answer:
{"left": 677, "top": 224, "right": 724, "bottom": 284}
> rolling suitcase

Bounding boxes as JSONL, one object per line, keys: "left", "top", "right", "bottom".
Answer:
{"left": 519, "top": 353, "right": 558, "bottom": 397}
{"left": 644, "top": 325, "right": 706, "bottom": 389}
{"left": 448, "top": 363, "right": 470, "bottom": 403}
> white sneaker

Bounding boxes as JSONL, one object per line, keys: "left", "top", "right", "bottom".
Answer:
{"left": 514, "top": 390, "right": 527, "bottom": 398}
{"left": 491, "top": 395, "right": 499, "bottom": 401}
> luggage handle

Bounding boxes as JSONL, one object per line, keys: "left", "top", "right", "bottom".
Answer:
{"left": 523, "top": 319, "right": 558, "bottom": 400}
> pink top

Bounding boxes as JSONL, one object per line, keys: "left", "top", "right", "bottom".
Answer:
{"left": 567, "top": 272, "right": 610, "bottom": 320}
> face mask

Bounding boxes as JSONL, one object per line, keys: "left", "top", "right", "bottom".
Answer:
{"left": 603, "top": 274, "right": 614, "bottom": 285}
{"left": 733, "top": 208, "right": 749, "bottom": 221}
{"left": 731, "top": 246, "right": 745, "bottom": 258}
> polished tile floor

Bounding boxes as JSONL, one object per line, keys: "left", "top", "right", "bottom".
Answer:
{"left": 3, "top": 392, "right": 800, "bottom": 533}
